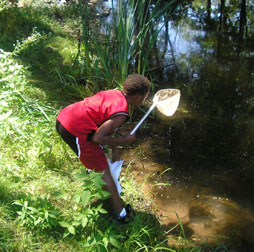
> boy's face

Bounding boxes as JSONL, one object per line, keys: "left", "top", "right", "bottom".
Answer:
{"left": 134, "top": 92, "right": 149, "bottom": 107}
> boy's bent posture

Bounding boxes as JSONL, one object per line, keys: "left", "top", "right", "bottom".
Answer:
{"left": 56, "top": 74, "right": 150, "bottom": 224}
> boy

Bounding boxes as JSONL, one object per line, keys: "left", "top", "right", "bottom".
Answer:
{"left": 56, "top": 74, "right": 150, "bottom": 224}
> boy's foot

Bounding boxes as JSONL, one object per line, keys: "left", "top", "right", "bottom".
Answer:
{"left": 125, "top": 204, "right": 132, "bottom": 215}
{"left": 112, "top": 204, "right": 133, "bottom": 225}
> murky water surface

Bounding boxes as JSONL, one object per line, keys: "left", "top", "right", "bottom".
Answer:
{"left": 121, "top": 117, "right": 254, "bottom": 250}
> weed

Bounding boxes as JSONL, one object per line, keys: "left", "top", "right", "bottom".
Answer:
{"left": 82, "top": 225, "right": 122, "bottom": 251}
{"left": 13, "top": 196, "right": 61, "bottom": 230}
{"left": 56, "top": 169, "right": 110, "bottom": 238}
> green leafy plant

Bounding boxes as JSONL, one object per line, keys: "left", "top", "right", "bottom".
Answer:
{"left": 83, "top": 225, "right": 122, "bottom": 252}
{"left": 0, "top": 0, "right": 17, "bottom": 11}
{"left": 13, "top": 197, "right": 61, "bottom": 230}
{"left": 57, "top": 169, "right": 110, "bottom": 238}
{"left": 12, "top": 27, "right": 47, "bottom": 56}
{"left": 215, "top": 241, "right": 228, "bottom": 252}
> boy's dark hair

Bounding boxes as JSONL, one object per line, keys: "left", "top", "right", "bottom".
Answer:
{"left": 123, "top": 74, "right": 151, "bottom": 96}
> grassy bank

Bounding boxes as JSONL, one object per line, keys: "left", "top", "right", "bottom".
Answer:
{"left": 0, "top": 1, "right": 213, "bottom": 251}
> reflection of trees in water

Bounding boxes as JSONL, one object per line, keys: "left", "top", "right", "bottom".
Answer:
{"left": 187, "top": 59, "right": 253, "bottom": 118}
{"left": 171, "top": 117, "right": 253, "bottom": 168}
{"left": 163, "top": 1, "right": 254, "bottom": 119}
{"left": 169, "top": 1, "right": 254, "bottom": 180}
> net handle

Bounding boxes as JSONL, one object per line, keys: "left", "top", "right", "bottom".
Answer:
{"left": 130, "top": 89, "right": 180, "bottom": 135}
{"left": 130, "top": 102, "right": 157, "bottom": 135}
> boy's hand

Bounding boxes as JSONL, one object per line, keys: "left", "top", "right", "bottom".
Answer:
{"left": 124, "top": 133, "right": 136, "bottom": 144}
{"left": 92, "top": 116, "right": 137, "bottom": 146}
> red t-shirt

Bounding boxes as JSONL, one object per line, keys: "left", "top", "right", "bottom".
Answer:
{"left": 57, "top": 90, "right": 129, "bottom": 141}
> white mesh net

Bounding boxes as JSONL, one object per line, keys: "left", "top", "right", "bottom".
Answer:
{"left": 153, "top": 89, "right": 181, "bottom": 116}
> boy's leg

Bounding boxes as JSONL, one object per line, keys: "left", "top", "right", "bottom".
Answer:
{"left": 78, "top": 141, "right": 124, "bottom": 214}
{"left": 56, "top": 120, "right": 79, "bottom": 156}
{"left": 102, "top": 167, "right": 133, "bottom": 225}
{"left": 102, "top": 166, "right": 123, "bottom": 214}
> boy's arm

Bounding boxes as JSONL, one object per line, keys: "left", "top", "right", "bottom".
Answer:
{"left": 91, "top": 115, "right": 136, "bottom": 146}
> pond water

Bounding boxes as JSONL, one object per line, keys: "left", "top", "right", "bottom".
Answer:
{"left": 117, "top": 1, "right": 254, "bottom": 251}
{"left": 121, "top": 115, "right": 254, "bottom": 250}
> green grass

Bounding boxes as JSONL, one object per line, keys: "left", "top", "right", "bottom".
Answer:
{"left": 0, "top": 1, "right": 212, "bottom": 251}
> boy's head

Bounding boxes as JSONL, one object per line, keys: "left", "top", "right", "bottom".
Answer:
{"left": 123, "top": 74, "right": 151, "bottom": 107}
{"left": 123, "top": 74, "right": 151, "bottom": 97}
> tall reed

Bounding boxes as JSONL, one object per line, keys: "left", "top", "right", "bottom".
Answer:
{"left": 77, "top": 0, "right": 176, "bottom": 89}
